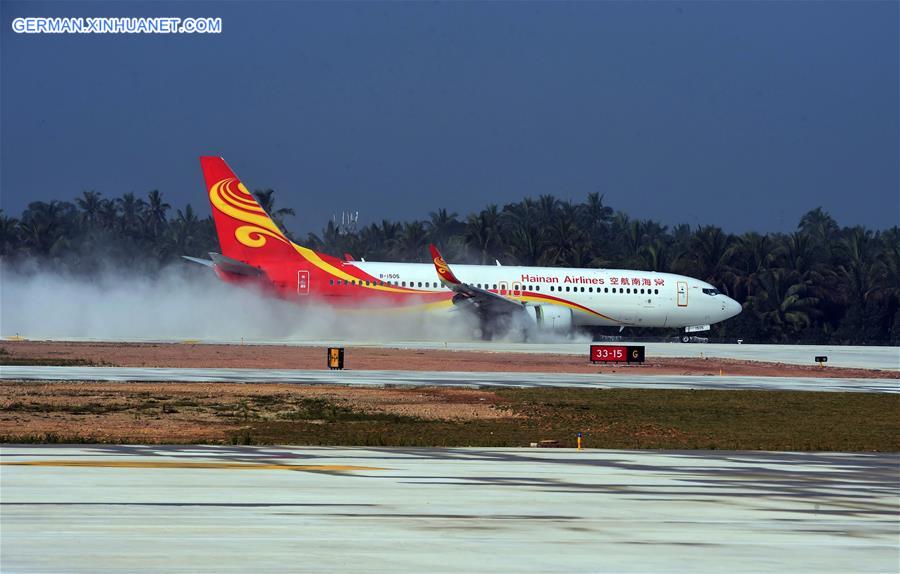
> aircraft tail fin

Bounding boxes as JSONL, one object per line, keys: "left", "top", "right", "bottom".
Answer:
{"left": 199, "top": 156, "right": 297, "bottom": 264}
{"left": 429, "top": 244, "right": 464, "bottom": 288}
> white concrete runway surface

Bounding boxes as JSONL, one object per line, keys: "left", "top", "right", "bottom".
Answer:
{"left": 351, "top": 340, "right": 900, "bottom": 371}
{"left": 6, "top": 337, "right": 899, "bottom": 370}
{"left": 2, "top": 365, "right": 898, "bottom": 393}
{"left": 1, "top": 445, "right": 897, "bottom": 573}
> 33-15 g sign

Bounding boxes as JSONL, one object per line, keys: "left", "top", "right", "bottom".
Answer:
{"left": 590, "top": 345, "right": 645, "bottom": 364}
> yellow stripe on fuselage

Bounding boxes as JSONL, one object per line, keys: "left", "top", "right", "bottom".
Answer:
{"left": 292, "top": 243, "right": 420, "bottom": 294}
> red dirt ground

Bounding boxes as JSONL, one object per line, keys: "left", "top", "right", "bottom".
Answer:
{"left": 1, "top": 340, "right": 893, "bottom": 379}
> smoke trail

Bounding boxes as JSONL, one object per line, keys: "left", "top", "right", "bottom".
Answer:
{"left": 0, "top": 261, "right": 482, "bottom": 342}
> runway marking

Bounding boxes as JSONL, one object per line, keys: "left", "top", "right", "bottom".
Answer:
{"left": 1, "top": 460, "right": 385, "bottom": 472}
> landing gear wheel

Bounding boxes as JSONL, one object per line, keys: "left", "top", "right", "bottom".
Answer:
{"left": 681, "top": 335, "right": 691, "bottom": 343}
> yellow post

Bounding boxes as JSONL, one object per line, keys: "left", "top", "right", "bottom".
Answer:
{"left": 577, "top": 432, "right": 583, "bottom": 451}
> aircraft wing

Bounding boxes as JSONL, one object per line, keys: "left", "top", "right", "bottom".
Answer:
{"left": 428, "top": 244, "right": 524, "bottom": 315}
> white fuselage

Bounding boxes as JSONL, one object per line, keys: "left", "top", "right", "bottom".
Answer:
{"left": 349, "top": 261, "right": 742, "bottom": 329}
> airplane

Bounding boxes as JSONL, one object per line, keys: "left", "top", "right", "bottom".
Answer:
{"left": 185, "top": 156, "right": 742, "bottom": 340}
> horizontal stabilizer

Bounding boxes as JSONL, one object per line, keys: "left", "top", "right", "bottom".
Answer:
{"left": 209, "top": 252, "right": 263, "bottom": 277}
{"left": 182, "top": 256, "right": 215, "bottom": 268}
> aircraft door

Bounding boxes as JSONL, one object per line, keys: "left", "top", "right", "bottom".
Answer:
{"left": 297, "top": 270, "right": 310, "bottom": 295}
{"left": 676, "top": 281, "right": 688, "bottom": 307}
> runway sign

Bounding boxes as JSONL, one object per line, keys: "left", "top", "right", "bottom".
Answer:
{"left": 590, "top": 345, "right": 645, "bottom": 364}
{"left": 327, "top": 347, "right": 344, "bottom": 370}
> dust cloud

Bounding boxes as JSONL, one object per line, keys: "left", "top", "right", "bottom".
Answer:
{"left": 0, "top": 262, "right": 489, "bottom": 343}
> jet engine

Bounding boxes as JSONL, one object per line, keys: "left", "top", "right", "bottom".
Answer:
{"left": 523, "top": 304, "right": 574, "bottom": 332}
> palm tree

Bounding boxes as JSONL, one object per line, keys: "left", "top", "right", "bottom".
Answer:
{"left": 639, "top": 239, "right": 671, "bottom": 272}
{"left": 0, "top": 211, "right": 19, "bottom": 257}
{"left": 780, "top": 231, "right": 819, "bottom": 276}
{"left": 869, "top": 228, "right": 900, "bottom": 340}
{"left": 746, "top": 268, "right": 821, "bottom": 341}
{"left": 679, "top": 225, "right": 733, "bottom": 290}
{"left": 465, "top": 205, "right": 500, "bottom": 264}
{"left": 170, "top": 204, "right": 202, "bottom": 255}
{"left": 504, "top": 219, "right": 545, "bottom": 265}
{"left": 536, "top": 195, "right": 560, "bottom": 225}
{"left": 543, "top": 204, "right": 589, "bottom": 267}
{"left": 19, "top": 201, "right": 76, "bottom": 256}
{"left": 397, "top": 221, "right": 428, "bottom": 262}
{"left": 117, "top": 192, "right": 146, "bottom": 236}
{"left": 75, "top": 191, "right": 104, "bottom": 227}
{"left": 724, "top": 232, "right": 775, "bottom": 300}
{"left": 425, "top": 208, "right": 459, "bottom": 249}
{"left": 145, "top": 190, "right": 171, "bottom": 238}
{"left": 96, "top": 198, "right": 119, "bottom": 229}
{"left": 252, "top": 189, "right": 296, "bottom": 234}
{"left": 837, "top": 226, "right": 877, "bottom": 306}
{"left": 579, "top": 192, "right": 613, "bottom": 244}
{"left": 798, "top": 207, "right": 839, "bottom": 246}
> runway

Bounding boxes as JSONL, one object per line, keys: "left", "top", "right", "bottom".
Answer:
{"left": 2, "top": 365, "right": 898, "bottom": 393}
{"left": 6, "top": 337, "right": 898, "bottom": 370}
{"left": 352, "top": 340, "right": 900, "bottom": 371}
{"left": 1, "top": 445, "right": 897, "bottom": 573}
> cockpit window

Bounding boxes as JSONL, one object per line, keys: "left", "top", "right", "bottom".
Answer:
{"left": 702, "top": 288, "right": 721, "bottom": 296}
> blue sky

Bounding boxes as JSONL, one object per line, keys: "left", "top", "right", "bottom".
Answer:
{"left": 2, "top": 1, "right": 897, "bottom": 234}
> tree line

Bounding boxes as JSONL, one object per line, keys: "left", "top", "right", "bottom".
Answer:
{"left": 2, "top": 190, "right": 898, "bottom": 344}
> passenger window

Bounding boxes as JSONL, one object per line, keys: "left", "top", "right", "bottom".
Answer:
{"left": 640, "top": 288, "right": 645, "bottom": 294}
{"left": 604, "top": 287, "right": 608, "bottom": 293}
{"left": 535, "top": 286, "right": 540, "bottom": 291}
{"left": 654, "top": 289, "right": 658, "bottom": 295}
{"left": 493, "top": 284, "right": 497, "bottom": 290}
{"left": 581, "top": 287, "right": 585, "bottom": 292}
{"left": 417, "top": 282, "right": 422, "bottom": 287}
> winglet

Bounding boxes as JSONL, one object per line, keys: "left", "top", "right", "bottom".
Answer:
{"left": 429, "top": 244, "right": 463, "bottom": 287}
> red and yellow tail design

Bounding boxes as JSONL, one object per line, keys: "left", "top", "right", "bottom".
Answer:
{"left": 200, "top": 156, "right": 298, "bottom": 263}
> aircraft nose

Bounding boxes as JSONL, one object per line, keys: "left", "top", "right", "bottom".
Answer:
{"left": 724, "top": 296, "right": 742, "bottom": 319}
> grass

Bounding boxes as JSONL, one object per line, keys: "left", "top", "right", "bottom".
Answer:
{"left": 2, "top": 385, "right": 897, "bottom": 451}
{"left": 236, "top": 388, "right": 900, "bottom": 451}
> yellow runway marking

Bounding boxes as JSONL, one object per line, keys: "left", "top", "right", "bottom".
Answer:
{"left": 1, "top": 460, "right": 385, "bottom": 472}
{"left": 180, "top": 339, "right": 202, "bottom": 344}
{"left": 4, "top": 336, "right": 26, "bottom": 341}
